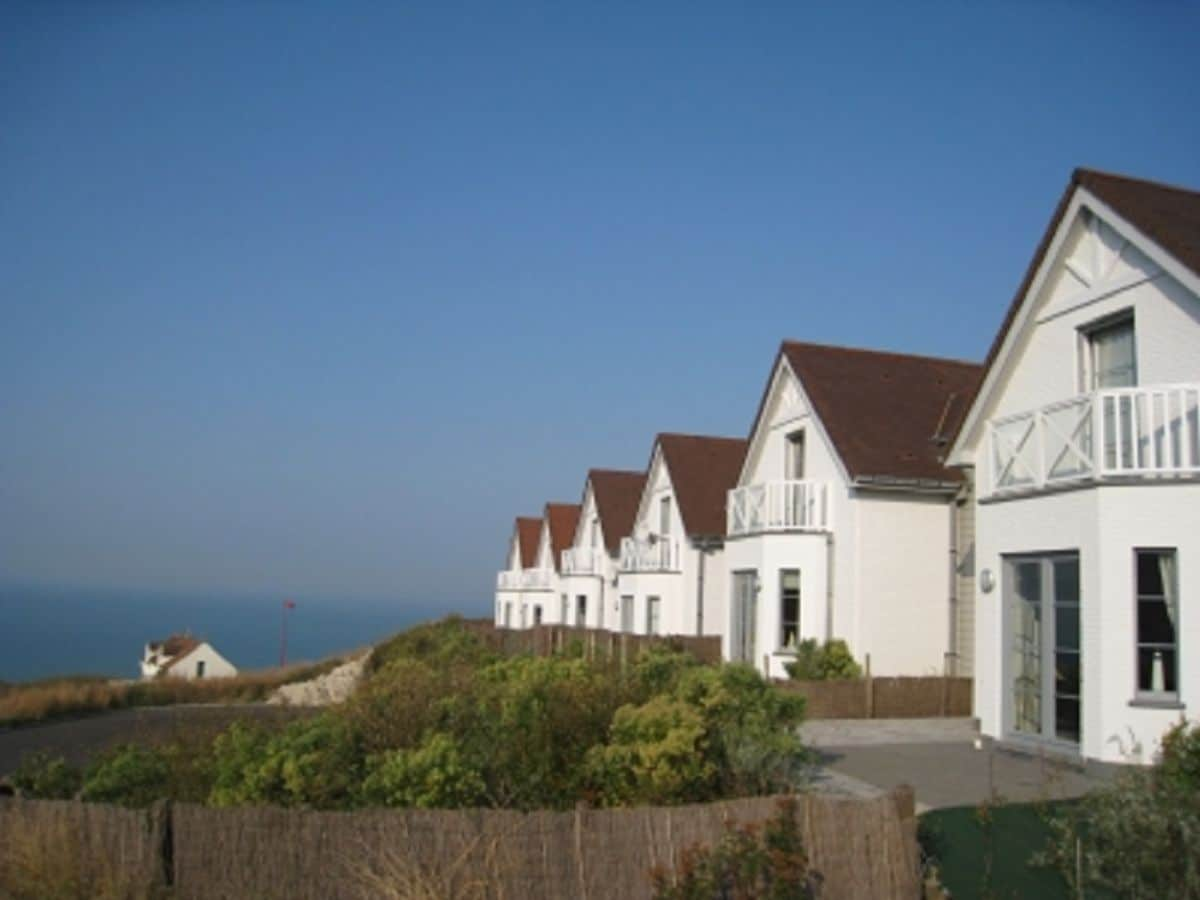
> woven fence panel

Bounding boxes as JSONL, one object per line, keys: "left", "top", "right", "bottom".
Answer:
{"left": 778, "top": 679, "right": 869, "bottom": 718}
{"left": 0, "top": 797, "right": 165, "bottom": 898}
{"left": 172, "top": 790, "right": 918, "bottom": 900}
{"left": 873, "top": 678, "right": 973, "bottom": 718}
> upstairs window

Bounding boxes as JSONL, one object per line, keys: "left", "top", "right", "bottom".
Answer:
{"left": 786, "top": 431, "right": 806, "bottom": 480}
{"left": 1081, "top": 313, "right": 1137, "bottom": 390}
{"left": 659, "top": 496, "right": 672, "bottom": 536}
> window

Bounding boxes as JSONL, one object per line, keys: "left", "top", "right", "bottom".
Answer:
{"left": 576, "top": 594, "right": 587, "bottom": 626}
{"left": 1136, "top": 549, "right": 1178, "bottom": 698}
{"left": 780, "top": 570, "right": 800, "bottom": 649}
{"left": 786, "top": 431, "right": 806, "bottom": 479}
{"left": 620, "top": 595, "right": 635, "bottom": 632}
{"left": 560, "top": 594, "right": 568, "bottom": 623}
{"left": 646, "top": 596, "right": 661, "bottom": 635}
{"left": 659, "top": 496, "right": 672, "bottom": 535}
{"left": 504, "top": 603, "right": 512, "bottom": 628}
{"left": 533, "top": 605, "right": 543, "bottom": 626}
{"left": 196, "top": 660, "right": 206, "bottom": 678}
{"left": 1081, "top": 314, "right": 1137, "bottom": 390}
{"left": 590, "top": 518, "right": 600, "bottom": 547}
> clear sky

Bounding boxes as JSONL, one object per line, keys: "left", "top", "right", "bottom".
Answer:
{"left": 3, "top": 2, "right": 1199, "bottom": 612}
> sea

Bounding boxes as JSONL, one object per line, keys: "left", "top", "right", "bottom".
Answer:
{"left": 0, "top": 583, "right": 459, "bottom": 683}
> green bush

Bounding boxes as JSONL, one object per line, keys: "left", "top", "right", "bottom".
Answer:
{"left": 1036, "top": 720, "right": 1200, "bottom": 898}
{"left": 80, "top": 745, "right": 172, "bottom": 807}
{"left": 11, "top": 752, "right": 83, "bottom": 800}
{"left": 649, "top": 796, "right": 819, "bottom": 899}
{"left": 362, "top": 732, "right": 487, "bottom": 808}
{"left": 784, "top": 639, "right": 862, "bottom": 680}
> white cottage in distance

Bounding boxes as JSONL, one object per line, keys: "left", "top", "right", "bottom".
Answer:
{"left": 140, "top": 634, "right": 237, "bottom": 680}
{"left": 494, "top": 504, "right": 581, "bottom": 628}
{"left": 948, "top": 168, "right": 1200, "bottom": 764}
{"left": 496, "top": 516, "right": 541, "bottom": 628}
{"left": 726, "top": 342, "right": 982, "bottom": 678}
{"left": 559, "top": 469, "right": 646, "bottom": 630}
{"left": 616, "top": 433, "right": 747, "bottom": 639}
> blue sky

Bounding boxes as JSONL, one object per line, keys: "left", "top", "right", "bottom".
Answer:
{"left": 3, "top": 2, "right": 1199, "bottom": 612}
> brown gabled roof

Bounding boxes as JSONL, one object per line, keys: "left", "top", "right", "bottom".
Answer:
{"left": 779, "top": 342, "right": 982, "bottom": 484}
{"left": 951, "top": 168, "right": 1200, "bottom": 451}
{"left": 149, "top": 634, "right": 202, "bottom": 673}
{"left": 588, "top": 469, "right": 646, "bottom": 555}
{"left": 656, "top": 434, "right": 747, "bottom": 538}
{"left": 515, "top": 517, "right": 541, "bottom": 568}
{"left": 545, "top": 503, "right": 581, "bottom": 572}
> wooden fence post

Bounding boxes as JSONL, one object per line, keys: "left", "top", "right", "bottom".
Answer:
{"left": 864, "top": 653, "right": 874, "bottom": 719}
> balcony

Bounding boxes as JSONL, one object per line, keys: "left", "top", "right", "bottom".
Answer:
{"left": 562, "top": 546, "right": 606, "bottom": 575}
{"left": 496, "top": 570, "right": 523, "bottom": 590}
{"left": 619, "top": 535, "right": 682, "bottom": 572}
{"left": 988, "top": 383, "right": 1200, "bottom": 496}
{"left": 726, "top": 480, "right": 832, "bottom": 537}
{"left": 522, "top": 568, "right": 554, "bottom": 589}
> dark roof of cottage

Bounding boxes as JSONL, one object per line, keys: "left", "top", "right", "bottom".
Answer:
{"left": 545, "top": 503, "right": 581, "bottom": 572}
{"left": 951, "top": 168, "right": 1200, "bottom": 450}
{"left": 514, "top": 517, "right": 541, "bottom": 568}
{"left": 587, "top": 469, "right": 646, "bottom": 554}
{"left": 656, "top": 434, "right": 748, "bottom": 538}
{"left": 773, "top": 341, "right": 982, "bottom": 484}
{"left": 149, "top": 634, "right": 202, "bottom": 672}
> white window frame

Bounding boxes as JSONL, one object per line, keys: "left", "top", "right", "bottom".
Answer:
{"left": 1134, "top": 547, "right": 1180, "bottom": 702}
{"left": 779, "top": 569, "right": 801, "bottom": 650}
{"left": 1078, "top": 310, "right": 1137, "bottom": 392}
{"left": 646, "top": 595, "right": 661, "bottom": 636}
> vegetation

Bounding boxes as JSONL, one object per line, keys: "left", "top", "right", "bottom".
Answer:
{"left": 0, "top": 658, "right": 346, "bottom": 728}
{"left": 783, "top": 638, "right": 863, "bottom": 680}
{"left": 1035, "top": 719, "right": 1200, "bottom": 898}
{"left": 11, "top": 618, "right": 811, "bottom": 811}
{"left": 649, "top": 796, "right": 819, "bottom": 899}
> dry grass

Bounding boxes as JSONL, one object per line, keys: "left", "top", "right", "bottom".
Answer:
{"left": 343, "top": 833, "right": 508, "bottom": 900}
{"left": 0, "top": 813, "right": 154, "bottom": 900}
{"left": 0, "top": 659, "right": 343, "bottom": 728}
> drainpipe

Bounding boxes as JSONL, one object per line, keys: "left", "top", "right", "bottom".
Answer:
{"left": 824, "top": 532, "right": 835, "bottom": 643}
{"left": 947, "top": 492, "right": 960, "bottom": 677}
{"left": 693, "top": 536, "right": 721, "bottom": 636}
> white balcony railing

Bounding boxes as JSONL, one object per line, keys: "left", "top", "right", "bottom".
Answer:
{"left": 619, "top": 536, "right": 682, "bottom": 572}
{"left": 521, "top": 568, "right": 554, "bottom": 590}
{"left": 562, "top": 546, "right": 605, "bottom": 575}
{"left": 496, "top": 570, "right": 523, "bottom": 590}
{"left": 726, "top": 480, "right": 831, "bottom": 537}
{"left": 988, "top": 383, "right": 1200, "bottom": 495}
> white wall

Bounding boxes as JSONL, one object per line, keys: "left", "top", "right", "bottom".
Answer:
{"left": 852, "top": 492, "right": 953, "bottom": 676}
{"left": 163, "top": 643, "right": 238, "bottom": 680}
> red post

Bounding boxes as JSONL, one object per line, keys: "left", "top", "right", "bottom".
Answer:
{"left": 280, "top": 599, "right": 296, "bottom": 667}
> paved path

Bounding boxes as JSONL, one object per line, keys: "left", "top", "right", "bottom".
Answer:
{"left": 0, "top": 705, "right": 312, "bottom": 776}
{"left": 802, "top": 718, "right": 1121, "bottom": 812}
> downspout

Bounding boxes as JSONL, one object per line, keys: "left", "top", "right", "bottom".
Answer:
{"left": 948, "top": 495, "right": 959, "bottom": 677}
{"left": 696, "top": 546, "right": 705, "bottom": 636}
{"left": 824, "top": 532, "right": 835, "bottom": 643}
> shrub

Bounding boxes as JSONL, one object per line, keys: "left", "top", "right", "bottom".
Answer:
{"left": 368, "top": 616, "right": 497, "bottom": 673}
{"left": 80, "top": 745, "right": 172, "bottom": 807}
{"left": 11, "top": 752, "right": 83, "bottom": 800}
{"left": 784, "top": 639, "right": 862, "bottom": 680}
{"left": 362, "top": 732, "right": 487, "bottom": 808}
{"left": 649, "top": 796, "right": 819, "bottom": 899}
{"left": 1036, "top": 720, "right": 1200, "bottom": 898}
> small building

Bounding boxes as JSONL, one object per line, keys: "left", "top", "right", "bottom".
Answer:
{"left": 140, "top": 634, "right": 238, "bottom": 680}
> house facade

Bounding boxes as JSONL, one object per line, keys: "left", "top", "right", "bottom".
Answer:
{"left": 495, "top": 516, "right": 541, "bottom": 628}
{"left": 559, "top": 469, "right": 646, "bottom": 630}
{"left": 616, "top": 434, "right": 746, "bottom": 638}
{"left": 726, "top": 342, "right": 982, "bottom": 678}
{"left": 948, "top": 170, "right": 1200, "bottom": 764}
{"left": 140, "top": 634, "right": 237, "bottom": 680}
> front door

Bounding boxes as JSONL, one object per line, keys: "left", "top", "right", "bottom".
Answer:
{"left": 731, "top": 571, "right": 758, "bottom": 664}
{"left": 1005, "top": 553, "right": 1081, "bottom": 745}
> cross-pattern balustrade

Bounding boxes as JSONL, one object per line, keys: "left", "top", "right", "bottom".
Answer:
{"left": 726, "top": 480, "right": 831, "bottom": 537}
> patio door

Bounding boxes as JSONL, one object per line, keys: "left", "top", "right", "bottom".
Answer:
{"left": 1005, "top": 553, "right": 1081, "bottom": 745}
{"left": 730, "top": 571, "right": 758, "bottom": 664}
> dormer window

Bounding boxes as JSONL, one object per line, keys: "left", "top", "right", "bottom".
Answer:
{"left": 1080, "top": 313, "right": 1137, "bottom": 390}
{"left": 590, "top": 518, "right": 600, "bottom": 547}
{"left": 659, "top": 496, "right": 672, "bottom": 536}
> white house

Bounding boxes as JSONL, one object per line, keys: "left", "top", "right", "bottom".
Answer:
{"left": 947, "top": 169, "right": 1200, "bottom": 764}
{"left": 559, "top": 469, "right": 646, "bottom": 630}
{"left": 726, "top": 342, "right": 982, "bottom": 679}
{"left": 616, "top": 433, "right": 747, "bottom": 639}
{"left": 495, "top": 516, "right": 541, "bottom": 628}
{"left": 529, "top": 502, "right": 581, "bottom": 627}
{"left": 140, "top": 634, "right": 237, "bottom": 680}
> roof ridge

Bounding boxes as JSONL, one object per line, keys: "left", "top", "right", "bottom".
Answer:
{"left": 781, "top": 339, "right": 982, "bottom": 370}
{"left": 588, "top": 467, "right": 644, "bottom": 477}
{"left": 1075, "top": 167, "right": 1200, "bottom": 200}
{"left": 656, "top": 431, "right": 747, "bottom": 444}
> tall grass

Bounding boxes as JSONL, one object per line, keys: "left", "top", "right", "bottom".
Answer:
{"left": 0, "top": 659, "right": 343, "bottom": 728}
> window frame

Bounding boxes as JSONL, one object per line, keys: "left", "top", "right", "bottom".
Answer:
{"left": 786, "top": 430, "right": 806, "bottom": 480}
{"left": 576, "top": 594, "right": 588, "bottom": 627}
{"left": 1077, "top": 309, "right": 1137, "bottom": 392}
{"left": 779, "top": 569, "right": 801, "bottom": 651}
{"left": 1133, "top": 547, "right": 1180, "bottom": 703}
{"left": 646, "top": 595, "right": 661, "bottom": 636}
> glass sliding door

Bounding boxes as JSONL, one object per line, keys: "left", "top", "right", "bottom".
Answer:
{"left": 1005, "top": 553, "right": 1081, "bottom": 745}
{"left": 731, "top": 571, "right": 757, "bottom": 664}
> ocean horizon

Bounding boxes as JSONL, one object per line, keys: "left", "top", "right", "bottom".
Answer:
{"left": 0, "top": 583, "right": 472, "bottom": 683}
